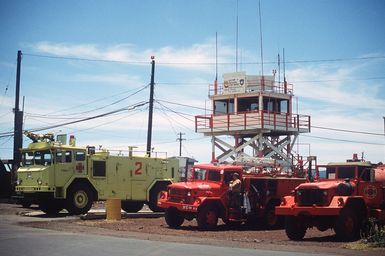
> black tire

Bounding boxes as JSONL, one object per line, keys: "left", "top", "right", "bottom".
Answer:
{"left": 39, "top": 199, "right": 63, "bottom": 215}
{"left": 285, "top": 216, "right": 306, "bottom": 241}
{"left": 165, "top": 207, "right": 185, "bottom": 228}
{"left": 148, "top": 183, "right": 169, "bottom": 212}
{"left": 197, "top": 205, "right": 218, "bottom": 230}
{"left": 66, "top": 183, "right": 94, "bottom": 215}
{"left": 121, "top": 201, "right": 144, "bottom": 213}
{"left": 21, "top": 202, "right": 32, "bottom": 208}
{"left": 264, "top": 202, "right": 284, "bottom": 229}
{"left": 245, "top": 215, "right": 262, "bottom": 229}
{"left": 223, "top": 218, "right": 242, "bottom": 229}
{"left": 334, "top": 207, "right": 360, "bottom": 241}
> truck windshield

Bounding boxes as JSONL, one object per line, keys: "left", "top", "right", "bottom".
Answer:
{"left": 22, "top": 150, "right": 52, "bottom": 166}
{"left": 194, "top": 168, "right": 222, "bottom": 182}
{"left": 336, "top": 167, "right": 355, "bottom": 179}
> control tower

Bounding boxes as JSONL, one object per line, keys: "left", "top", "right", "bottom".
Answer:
{"left": 195, "top": 72, "right": 311, "bottom": 171}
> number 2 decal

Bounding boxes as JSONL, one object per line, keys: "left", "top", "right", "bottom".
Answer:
{"left": 134, "top": 162, "right": 142, "bottom": 175}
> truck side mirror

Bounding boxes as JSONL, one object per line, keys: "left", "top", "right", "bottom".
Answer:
{"left": 370, "top": 168, "right": 376, "bottom": 182}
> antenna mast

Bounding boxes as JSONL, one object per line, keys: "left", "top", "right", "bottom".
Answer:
{"left": 235, "top": 0, "right": 239, "bottom": 72}
{"left": 214, "top": 32, "right": 218, "bottom": 95}
{"left": 258, "top": 0, "right": 264, "bottom": 75}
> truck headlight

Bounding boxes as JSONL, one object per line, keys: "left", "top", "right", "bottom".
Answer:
{"left": 37, "top": 178, "right": 42, "bottom": 185}
{"left": 16, "top": 179, "right": 22, "bottom": 185}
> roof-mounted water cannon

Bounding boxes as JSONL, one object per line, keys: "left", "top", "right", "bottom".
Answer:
{"left": 24, "top": 131, "right": 54, "bottom": 143}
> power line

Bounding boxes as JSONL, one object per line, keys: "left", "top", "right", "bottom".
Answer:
{"left": 156, "top": 99, "right": 208, "bottom": 111}
{"left": 293, "top": 76, "right": 385, "bottom": 84}
{"left": 23, "top": 52, "right": 385, "bottom": 66}
{"left": 155, "top": 101, "right": 195, "bottom": 121}
{"left": 302, "top": 134, "right": 385, "bottom": 146}
{"left": 23, "top": 53, "right": 149, "bottom": 65}
{"left": 25, "top": 84, "right": 150, "bottom": 118}
{"left": 30, "top": 102, "right": 147, "bottom": 132}
{"left": 0, "top": 102, "right": 149, "bottom": 137}
{"left": 311, "top": 125, "right": 385, "bottom": 136}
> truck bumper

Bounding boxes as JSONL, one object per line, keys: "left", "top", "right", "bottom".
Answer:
{"left": 13, "top": 190, "right": 56, "bottom": 204}
{"left": 158, "top": 200, "right": 199, "bottom": 212}
{"left": 276, "top": 196, "right": 346, "bottom": 216}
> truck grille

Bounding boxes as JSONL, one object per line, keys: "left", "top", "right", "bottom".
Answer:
{"left": 169, "top": 188, "right": 188, "bottom": 203}
{"left": 297, "top": 189, "right": 327, "bottom": 206}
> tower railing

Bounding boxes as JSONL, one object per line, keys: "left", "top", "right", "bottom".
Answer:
{"left": 195, "top": 110, "right": 310, "bottom": 134}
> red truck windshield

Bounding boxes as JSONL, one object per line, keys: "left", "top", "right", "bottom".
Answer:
{"left": 194, "top": 168, "right": 221, "bottom": 182}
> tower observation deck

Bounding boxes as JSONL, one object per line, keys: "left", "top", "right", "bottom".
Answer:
{"left": 195, "top": 72, "right": 311, "bottom": 171}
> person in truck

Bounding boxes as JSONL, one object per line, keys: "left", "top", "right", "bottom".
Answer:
{"left": 229, "top": 172, "right": 242, "bottom": 216}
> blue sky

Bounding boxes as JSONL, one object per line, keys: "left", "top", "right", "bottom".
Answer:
{"left": 1, "top": 0, "right": 384, "bottom": 164}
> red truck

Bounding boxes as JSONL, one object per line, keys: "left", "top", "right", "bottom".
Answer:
{"left": 157, "top": 162, "right": 306, "bottom": 230}
{"left": 276, "top": 157, "right": 385, "bottom": 241}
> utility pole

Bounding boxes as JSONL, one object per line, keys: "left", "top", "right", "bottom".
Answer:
{"left": 13, "top": 50, "right": 23, "bottom": 173}
{"left": 177, "top": 132, "right": 185, "bottom": 157}
{"left": 146, "top": 56, "right": 155, "bottom": 157}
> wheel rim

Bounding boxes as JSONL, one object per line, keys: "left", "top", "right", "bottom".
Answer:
{"left": 206, "top": 210, "right": 217, "bottom": 226}
{"left": 73, "top": 190, "right": 88, "bottom": 209}
{"left": 266, "top": 210, "right": 277, "bottom": 226}
{"left": 344, "top": 216, "right": 355, "bottom": 233}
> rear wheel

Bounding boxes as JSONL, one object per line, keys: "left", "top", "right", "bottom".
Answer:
{"left": 197, "top": 205, "right": 218, "bottom": 230}
{"left": 264, "top": 202, "right": 284, "bottom": 229}
{"left": 66, "top": 183, "right": 94, "bottom": 215}
{"left": 165, "top": 207, "right": 185, "bottom": 228}
{"left": 285, "top": 216, "right": 306, "bottom": 241}
{"left": 39, "top": 199, "right": 63, "bottom": 215}
{"left": 335, "top": 207, "right": 360, "bottom": 241}
{"left": 148, "top": 183, "right": 169, "bottom": 212}
{"left": 21, "top": 201, "right": 32, "bottom": 208}
{"left": 223, "top": 218, "right": 242, "bottom": 229}
{"left": 121, "top": 201, "right": 144, "bottom": 213}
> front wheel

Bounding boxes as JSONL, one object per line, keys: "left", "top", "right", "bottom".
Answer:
{"left": 121, "top": 201, "right": 144, "bottom": 213}
{"left": 165, "top": 207, "right": 185, "bottom": 228}
{"left": 197, "top": 205, "right": 218, "bottom": 230}
{"left": 285, "top": 216, "right": 306, "bottom": 241}
{"left": 334, "top": 207, "right": 360, "bottom": 241}
{"left": 39, "top": 199, "right": 63, "bottom": 215}
{"left": 66, "top": 183, "right": 94, "bottom": 215}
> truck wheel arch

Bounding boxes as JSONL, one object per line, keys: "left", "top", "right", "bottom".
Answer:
{"left": 264, "top": 199, "right": 284, "bottom": 229}
{"left": 66, "top": 178, "right": 98, "bottom": 201}
{"left": 344, "top": 198, "right": 367, "bottom": 220}
{"left": 147, "top": 181, "right": 172, "bottom": 212}
{"left": 198, "top": 199, "right": 225, "bottom": 218}
{"left": 65, "top": 179, "right": 96, "bottom": 215}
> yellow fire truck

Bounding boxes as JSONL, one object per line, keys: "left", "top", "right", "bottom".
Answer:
{"left": 14, "top": 132, "right": 180, "bottom": 215}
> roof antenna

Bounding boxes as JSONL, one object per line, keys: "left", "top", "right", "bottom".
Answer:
{"left": 235, "top": 0, "right": 239, "bottom": 72}
{"left": 214, "top": 32, "right": 218, "bottom": 95}
{"left": 278, "top": 53, "right": 281, "bottom": 86}
{"left": 283, "top": 48, "right": 287, "bottom": 93}
{"left": 258, "top": 0, "right": 264, "bottom": 76}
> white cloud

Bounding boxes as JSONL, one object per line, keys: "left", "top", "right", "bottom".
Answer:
{"left": 31, "top": 39, "right": 236, "bottom": 71}
{"left": 73, "top": 73, "right": 144, "bottom": 86}
{"left": 289, "top": 64, "right": 385, "bottom": 111}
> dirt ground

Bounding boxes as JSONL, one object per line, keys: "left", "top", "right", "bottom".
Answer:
{"left": 2, "top": 202, "right": 384, "bottom": 256}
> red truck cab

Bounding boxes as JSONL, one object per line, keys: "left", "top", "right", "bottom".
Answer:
{"left": 158, "top": 163, "right": 306, "bottom": 230}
